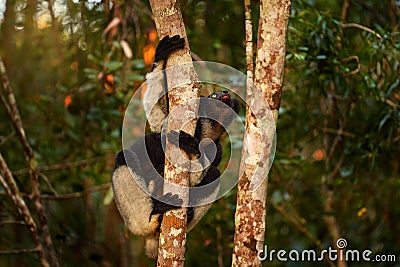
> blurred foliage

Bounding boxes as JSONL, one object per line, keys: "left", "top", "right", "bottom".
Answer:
{"left": 0, "top": 0, "right": 399, "bottom": 266}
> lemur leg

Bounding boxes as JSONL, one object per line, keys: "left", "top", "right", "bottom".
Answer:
{"left": 187, "top": 166, "right": 221, "bottom": 231}
{"left": 152, "top": 35, "right": 185, "bottom": 69}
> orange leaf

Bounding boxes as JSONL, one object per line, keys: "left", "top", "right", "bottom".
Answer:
{"left": 103, "top": 74, "right": 115, "bottom": 94}
{"left": 313, "top": 149, "right": 325, "bottom": 161}
{"left": 148, "top": 29, "right": 157, "bottom": 42}
{"left": 70, "top": 61, "right": 79, "bottom": 71}
{"left": 106, "top": 74, "right": 114, "bottom": 83}
{"left": 357, "top": 207, "right": 367, "bottom": 217}
{"left": 64, "top": 95, "right": 73, "bottom": 108}
{"left": 143, "top": 44, "right": 155, "bottom": 66}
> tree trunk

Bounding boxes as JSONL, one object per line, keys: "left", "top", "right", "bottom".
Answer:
{"left": 232, "top": 0, "right": 290, "bottom": 265}
{"left": 148, "top": 0, "right": 199, "bottom": 266}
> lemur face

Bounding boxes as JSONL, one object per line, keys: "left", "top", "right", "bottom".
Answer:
{"left": 209, "top": 91, "right": 234, "bottom": 108}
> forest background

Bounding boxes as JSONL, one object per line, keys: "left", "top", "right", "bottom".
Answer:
{"left": 0, "top": 0, "right": 399, "bottom": 266}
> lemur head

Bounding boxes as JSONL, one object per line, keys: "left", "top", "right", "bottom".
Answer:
{"left": 209, "top": 91, "right": 232, "bottom": 105}
{"left": 197, "top": 91, "right": 240, "bottom": 141}
{"left": 204, "top": 90, "right": 240, "bottom": 119}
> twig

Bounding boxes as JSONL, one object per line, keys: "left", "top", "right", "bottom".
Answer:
{"left": 0, "top": 56, "right": 58, "bottom": 267}
{"left": 379, "top": 97, "right": 400, "bottom": 109}
{"left": 41, "top": 183, "right": 111, "bottom": 200}
{"left": 341, "top": 0, "right": 350, "bottom": 20}
{"left": 322, "top": 127, "right": 356, "bottom": 138}
{"left": 341, "top": 55, "right": 360, "bottom": 76}
{"left": 0, "top": 248, "right": 41, "bottom": 255}
{"left": 320, "top": 82, "right": 348, "bottom": 267}
{"left": 341, "top": 22, "right": 382, "bottom": 39}
{"left": 0, "top": 155, "right": 49, "bottom": 267}
{"left": 269, "top": 200, "right": 335, "bottom": 267}
{"left": 215, "top": 214, "right": 224, "bottom": 267}
{"left": 38, "top": 172, "right": 59, "bottom": 196}
{"left": 0, "top": 131, "right": 14, "bottom": 147}
{"left": 0, "top": 183, "right": 112, "bottom": 200}
{"left": 13, "top": 155, "right": 111, "bottom": 176}
{"left": 132, "top": 0, "right": 153, "bottom": 18}
{"left": 0, "top": 220, "right": 28, "bottom": 226}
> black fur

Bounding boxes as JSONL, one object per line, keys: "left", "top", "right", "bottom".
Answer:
{"left": 152, "top": 35, "right": 185, "bottom": 70}
{"left": 112, "top": 35, "right": 240, "bottom": 258}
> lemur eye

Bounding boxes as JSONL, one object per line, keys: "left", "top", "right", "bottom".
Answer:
{"left": 211, "top": 93, "right": 217, "bottom": 98}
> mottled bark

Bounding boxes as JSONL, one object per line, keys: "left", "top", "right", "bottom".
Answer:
{"left": 244, "top": 0, "right": 254, "bottom": 82}
{"left": 232, "top": 0, "right": 290, "bottom": 266}
{"left": 148, "top": 0, "right": 199, "bottom": 266}
{"left": 254, "top": 0, "right": 290, "bottom": 112}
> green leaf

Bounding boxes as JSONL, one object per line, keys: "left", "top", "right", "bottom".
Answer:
{"left": 127, "top": 73, "right": 145, "bottom": 82}
{"left": 87, "top": 54, "right": 102, "bottom": 65}
{"left": 106, "top": 61, "right": 124, "bottom": 72}
{"left": 79, "top": 83, "right": 98, "bottom": 92}
{"left": 131, "top": 59, "right": 146, "bottom": 69}
{"left": 339, "top": 164, "right": 354, "bottom": 177}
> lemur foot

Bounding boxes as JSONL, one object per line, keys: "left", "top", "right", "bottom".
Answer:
{"left": 151, "top": 192, "right": 183, "bottom": 216}
{"left": 154, "top": 35, "right": 185, "bottom": 62}
{"left": 187, "top": 207, "right": 194, "bottom": 223}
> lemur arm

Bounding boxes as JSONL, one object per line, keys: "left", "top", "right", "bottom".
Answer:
{"left": 143, "top": 35, "right": 185, "bottom": 133}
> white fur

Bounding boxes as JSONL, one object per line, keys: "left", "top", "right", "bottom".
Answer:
{"left": 145, "top": 236, "right": 159, "bottom": 259}
{"left": 112, "top": 162, "right": 219, "bottom": 258}
{"left": 112, "top": 165, "right": 160, "bottom": 236}
{"left": 143, "top": 70, "right": 168, "bottom": 133}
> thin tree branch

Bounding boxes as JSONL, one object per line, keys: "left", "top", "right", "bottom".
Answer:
{"left": 341, "top": 22, "right": 382, "bottom": 39}
{"left": 0, "top": 154, "right": 49, "bottom": 267}
{"left": 269, "top": 200, "right": 335, "bottom": 267}
{"left": 215, "top": 214, "right": 224, "bottom": 267}
{"left": 0, "top": 248, "right": 41, "bottom": 255}
{"left": 0, "top": 56, "right": 58, "bottom": 267}
{"left": 12, "top": 155, "right": 112, "bottom": 176}
{"left": 244, "top": 0, "right": 254, "bottom": 83}
{"left": 341, "top": 0, "right": 350, "bottom": 20}
{"left": 0, "top": 220, "right": 28, "bottom": 226}
{"left": 41, "top": 183, "right": 111, "bottom": 200}
{"left": 131, "top": 0, "right": 153, "bottom": 18}
{"left": 322, "top": 127, "right": 356, "bottom": 138}
{"left": 0, "top": 183, "right": 112, "bottom": 200}
{"left": 320, "top": 82, "right": 348, "bottom": 267}
{"left": 0, "top": 131, "right": 14, "bottom": 147}
{"left": 38, "top": 172, "right": 59, "bottom": 196}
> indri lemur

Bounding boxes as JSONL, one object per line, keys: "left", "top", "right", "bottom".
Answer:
{"left": 112, "top": 35, "right": 239, "bottom": 258}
